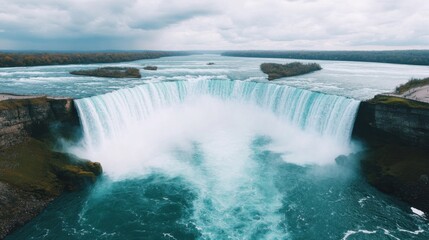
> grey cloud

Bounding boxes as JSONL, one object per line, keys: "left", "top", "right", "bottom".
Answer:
{"left": 129, "top": 9, "right": 216, "bottom": 30}
{"left": 127, "top": 0, "right": 220, "bottom": 30}
{"left": 0, "top": 0, "right": 428, "bottom": 50}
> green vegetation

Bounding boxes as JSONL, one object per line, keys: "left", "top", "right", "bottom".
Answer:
{"left": 0, "top": 51, "right": 188, "bottom": 68}
{"left": 143, "top": 66, "right": 158, "bottom": 71}
{"left": 395, "top": 77, "right": 429, "bottom": 94}
{"left": 223, "top": 50, "right": 429, "bottom": 66}
{"left": 0, "top": 138, "right": 101, "bottom": 195}
{"left": 0, "top": 97, "right": 47, "bottom": 110}
{"left": 70, "top": 67, "right": 141, "bottom": 78}
{"left": 368, "top": 95, "right": 429, "bottom": 109}
{"left": 260, "top": 62, "right": 322, "bottom": 80}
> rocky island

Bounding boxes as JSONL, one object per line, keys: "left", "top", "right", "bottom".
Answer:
{"left": 70, "top": 67, "right": 141, "bottom": 78}
{"left": 0, "top": 95, "right": 102, "bottom": 238}
{"left": 260, "top": 62, "right": 322, "bottom": 80}
{"left": 143, "top": 65, "right": 158, "bottom": 71}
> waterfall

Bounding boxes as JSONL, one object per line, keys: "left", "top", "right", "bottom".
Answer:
{"left": 75, "top": 80, "right": 360, "bottom": 150}
{"left": 72, "top": 80, "right": 361, "bottom": 238}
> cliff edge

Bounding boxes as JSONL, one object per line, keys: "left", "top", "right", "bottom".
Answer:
{"left": 0, "top": 95, "right": 81, "bottom": 149}
{"left": 0, "top": 95, "right": 102, "bottom": 239}
{"left": 354, "top": 95, "right": 429, "bottom": 148}
{"left": 352, "top": 94, "right": 429, "bottom": 214}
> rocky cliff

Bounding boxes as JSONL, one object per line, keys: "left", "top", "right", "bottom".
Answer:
{"left": 0, "top": 96, "right": 101, "bottom": 239}
{"left": 352, "top": 95, "right": 429, "bottom": 213}
{"left": 0, "top": 97, "right": 80, "bottom": 149}
{"left": 353, "top": 95, "right": 429, "bottom": 148}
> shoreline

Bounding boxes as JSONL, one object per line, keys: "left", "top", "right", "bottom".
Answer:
{"left": 0, "top": 51, "right": 189, "bottom": 68}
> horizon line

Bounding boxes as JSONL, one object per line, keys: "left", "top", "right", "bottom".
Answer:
{"left": 1, "top": 49, "right": 429, "bottom": 53}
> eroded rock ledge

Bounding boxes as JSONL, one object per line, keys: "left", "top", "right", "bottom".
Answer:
{"left": 352, "top": 95, "right": 429, "bottom": 214}
{"left": 0, "top": 96, "right": 80, "bottom": 149}
{"left": 353, "top": 95, "right": 429, "bottom": 148}
{"left": 0, "top": 96, "right": 102, "bottom": 239}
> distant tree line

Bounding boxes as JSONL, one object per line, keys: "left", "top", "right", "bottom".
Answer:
{"left": 223, "top": 50, "right": 429, "bottom": 66}
{"left": 260, "top": 62, "right": 322, "bottom": 80}
{"left": 0, "top": 51, "right": 189, "bottom": 67}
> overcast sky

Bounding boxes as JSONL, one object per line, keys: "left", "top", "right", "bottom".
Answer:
{"left": 1, "top": 0, "right": 428, "bottom": 50}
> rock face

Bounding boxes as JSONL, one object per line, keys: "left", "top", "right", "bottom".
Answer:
{"left": 352, "top": 95, "right": 429, "bottom": 213}
{"left": 353, "top": 96, "right": 429, "bottom": 148}
{"left": 359, "top": 145, "right": 429, "bottom": 213}
{"left": 0, "top": 181, "right": 53, "bottom": 239}
{"left": 0, "top": 97, "right": 102, "bottom": 239}
{"left": 0, "top": 97, "right": 80, "bottom": 149}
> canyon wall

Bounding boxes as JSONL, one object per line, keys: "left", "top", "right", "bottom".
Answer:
{"left": 352, "top": 96, "right": 429, "bottom": 213}
{"left": 353, "top": 97, "right": 429, "bottom": 148}
{"left": 0, "top": 97, "right": 101, "bottom": 239}
{"left": 0, "top": 97, "right": 80, "bottom": 149}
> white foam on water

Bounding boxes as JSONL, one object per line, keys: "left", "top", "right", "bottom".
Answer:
{"left": 72, "top": 80, "right": 360, "bottom": 238}
{"left": 74, "top": 80, "right": 360, "bottom": 151}
{"left": 411, "top": 207, "right": 425, "bottom": 217}
{"left": 398, "top": 227, "right": 425, "bottom": 235}
{"left": 342, "top": 229, "right": 377, "bottom": 240}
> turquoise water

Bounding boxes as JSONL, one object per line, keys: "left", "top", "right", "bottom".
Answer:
{"left": 3, "top": 55, "right": 429, "bottom": 239}
{"left": 8, "top": 160, "right": 429, "bottom": 239}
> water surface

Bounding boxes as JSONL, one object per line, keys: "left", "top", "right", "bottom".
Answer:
{"left": 3, "top": 55, "right": 429, "bottom": 239}
{"left": 1, "top": 54, "right": 429, "bottom": 99}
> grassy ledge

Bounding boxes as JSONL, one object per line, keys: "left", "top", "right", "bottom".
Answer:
{"left": 0, "top": 97, "right": 48, "bottom": 110}
{"left": 0, "top": 138, "right": 102, "bottom": 196}
{"left": 367, "top": 95, "right": 429, "bottom": 109}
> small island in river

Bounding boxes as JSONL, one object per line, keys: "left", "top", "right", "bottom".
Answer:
{"left": 70, "top": 67, "right": 141, "bottom": 78}
{"left": 143, "top": 66, "right": 158, "bottom": 71}
{"left": 260, "top": 62, "right": 322, "bottom": 80}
